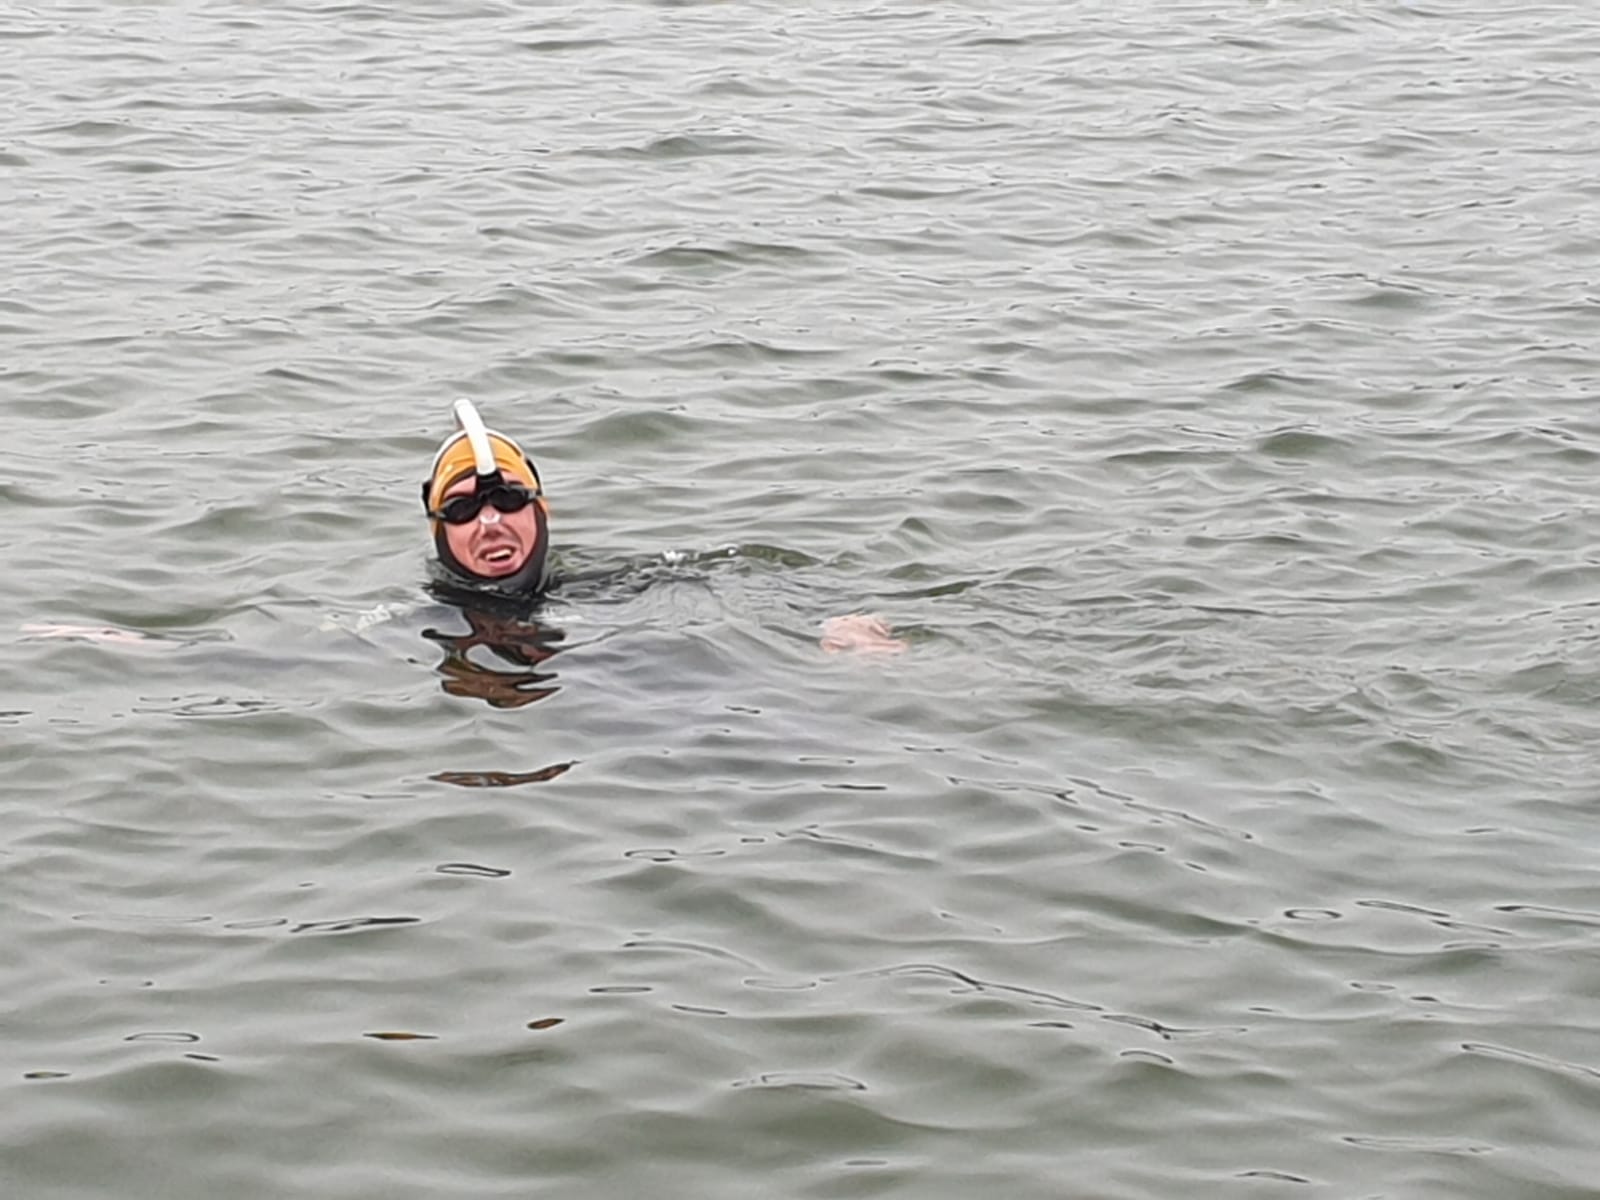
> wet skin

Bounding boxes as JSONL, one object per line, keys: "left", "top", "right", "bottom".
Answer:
{"left": 820, "top": 613, "right": 907, "bottom": 655}
{"left": 440, "top": 475, "right": 540, "bottom": 578}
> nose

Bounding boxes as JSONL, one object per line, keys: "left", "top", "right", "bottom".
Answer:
{"left": 478, "top": 506, "right": 501, "bottom": 526}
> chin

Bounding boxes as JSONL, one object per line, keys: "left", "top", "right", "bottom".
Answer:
{"left": 473, "top": 558, "right": 528, "bottom": 578}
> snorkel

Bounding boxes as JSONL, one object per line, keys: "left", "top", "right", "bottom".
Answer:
{"left": 421, "top": 399, "right": 552, "bottom": 598}
{"left": 454, "top": 397, "right": 503, "bottom": 488}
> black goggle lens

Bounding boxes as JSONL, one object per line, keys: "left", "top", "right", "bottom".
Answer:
{"left": 433, "top": 483, "right": 536, "bottom": 524}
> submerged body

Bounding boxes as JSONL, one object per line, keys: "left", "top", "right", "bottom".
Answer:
{"left": 420, "top": 399, "right": 905, "bottom": 657}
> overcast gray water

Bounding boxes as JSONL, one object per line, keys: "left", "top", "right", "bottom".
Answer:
{"left": 7, "top": 2, "right": 1600, "bottom": 1197}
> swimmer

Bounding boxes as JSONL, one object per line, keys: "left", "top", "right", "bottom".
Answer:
{"left": 15, "top": 401, "right": 906, "bottom": 666}
{"left": 421, "top": 399, "right": 907, "bottom": 654}
{"left": 421, "top": 399, "right": 552, "bottom": 598}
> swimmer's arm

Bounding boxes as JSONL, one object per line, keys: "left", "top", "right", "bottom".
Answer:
{"left": 20, "top": 623, "right": 163, "bottom": 647}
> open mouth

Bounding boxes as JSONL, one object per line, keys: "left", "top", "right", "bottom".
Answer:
{"left": 482, "top": 545, "right": 518, "bottom": 566}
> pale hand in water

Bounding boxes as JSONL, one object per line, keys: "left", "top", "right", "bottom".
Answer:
{"left": 820, "top": 613, "right": 907, "bottom": 656}
{"left": 21, "top": 623, "right": 155, "bottom": 646}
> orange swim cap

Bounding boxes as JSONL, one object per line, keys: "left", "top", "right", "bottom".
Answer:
{"left": 423, "top": 429, "right": 544, "bottom": 536}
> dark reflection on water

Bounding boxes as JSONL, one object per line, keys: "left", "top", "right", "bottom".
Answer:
{"left": 420, "top": 602, "right": 565, "bottom": 709}
{"left": 430, "top": 763, "right": 574, "bottom": 788}
{"left": 733, "top": 1072, "right": 868, "bottom": 1092}
{"left": 289, "top": 916, "right": 421, "bottom": 935}
{"left": 434, "top": 862, "right": 513, "bottom": 877}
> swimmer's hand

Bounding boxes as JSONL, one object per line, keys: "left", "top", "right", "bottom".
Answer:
{"left": 21, "top": 623, "right": 158, "bottom": 646}
{"left": 820, "top": 613, "right": 907, "bottom": 656}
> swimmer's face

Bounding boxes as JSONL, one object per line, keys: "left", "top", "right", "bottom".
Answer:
{"left": 440, "top": 475, "right": 541, "bottom": 578}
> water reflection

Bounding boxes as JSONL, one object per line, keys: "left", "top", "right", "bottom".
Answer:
{"left": 421, "top": 601, "right": 565, "bottom": 709}
{"left": 430, "top": 764, "right": 574, "bottom": 787}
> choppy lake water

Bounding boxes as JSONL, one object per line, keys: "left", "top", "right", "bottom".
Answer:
{"left": 8, "top": 2, "right": 1600, "bottom": 1197}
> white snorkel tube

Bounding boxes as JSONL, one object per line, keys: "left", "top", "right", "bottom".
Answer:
{"left": 453, "top": 397, "right": 501, "bottom": 483}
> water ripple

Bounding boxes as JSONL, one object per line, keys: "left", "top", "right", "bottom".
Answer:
{"left": 6, "top": 2, "right": 1600, "bottom": 1197}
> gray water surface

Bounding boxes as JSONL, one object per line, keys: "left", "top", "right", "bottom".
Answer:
{"left": 7, "top": 3, "right": 1600, "bottom": 1197}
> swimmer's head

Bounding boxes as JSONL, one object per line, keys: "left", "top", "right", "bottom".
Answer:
{"left": 421, "top": 399, "right": 551, "bottom": 595}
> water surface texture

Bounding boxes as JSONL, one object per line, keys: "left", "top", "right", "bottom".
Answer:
{"left": 7, "top": 2, "right": 1600, "bottom": 1197}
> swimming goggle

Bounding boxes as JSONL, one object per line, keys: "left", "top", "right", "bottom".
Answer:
{"left": 429, "top": 482, "right": 539, "bottom": 525}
